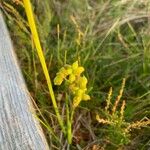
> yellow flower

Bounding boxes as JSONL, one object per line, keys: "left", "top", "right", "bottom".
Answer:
{"left": 73, "top": 96, "right": 82, "bottom": 108}
{"left": 59, "top": 67, "right": 70, "bottom": 76}
{"left": 73, "top": 67, "right": 84, "bottom": 76}
{"left": 78, "top": 76, "right": 88, "bottom": 89}
{"left": 64, "top": 65, "right": 72, "bottom": 75}
{"left": 54, "top": 75, "right": 64, "bottom": 85}
{"left": 57, "top": 72, "right": 66, "bottom": 79}
{"left": 66, "top": 68, "right": 72, "bottom": 75}
{"left": 71, "top": 61, "right": 84, "bottom": 76}
{"left": 69, "top": 84, "right": 79, "bottom": 93}
{"left": 69, "top": 74, "right": 76, "bottom": 83}
{"left": 73, "top": 93, "right": 90, "bottom": 108}
{"left": 59, "top": 67, "right": 66, "bottom": 74}
{"left": 76, "top": 89, "right": 84, "bottom": 97}
{"left": 54, "top": 65, "right": 73, "bottom": 85}
{"left": 54, "top": 60, "right": 91, "bottom": 109}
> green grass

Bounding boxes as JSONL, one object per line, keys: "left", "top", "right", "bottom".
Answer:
{"left": 1, "top": 0, "right": 150, "bottom": 149}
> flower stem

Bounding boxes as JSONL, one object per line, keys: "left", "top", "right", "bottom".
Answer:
{"left": 66, "top": 94, "right": 73, "bottom": 144}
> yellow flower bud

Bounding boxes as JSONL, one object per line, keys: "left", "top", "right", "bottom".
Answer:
{"left": 72, "top": 61, "right": 78, "bottom": 70}
{"left": 82, "top": 94, "right": 90, "bottom": 101}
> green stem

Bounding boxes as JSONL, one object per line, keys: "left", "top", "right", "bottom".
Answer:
{"left": 66, "top": 94, "right": 72, "bottom": 144}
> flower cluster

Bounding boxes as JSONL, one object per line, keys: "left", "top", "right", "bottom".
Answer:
{"left": 54, "top": 61, "right": 90, "bottom": 108}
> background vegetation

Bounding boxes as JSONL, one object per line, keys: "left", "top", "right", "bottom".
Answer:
{"left": 0, "top": 0, "right": 150, "bottom": 149}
